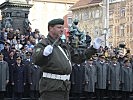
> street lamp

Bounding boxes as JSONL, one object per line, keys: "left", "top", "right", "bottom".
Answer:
{"left": 99, "top": 0, "right": 109, "bottom": 47}
{"left": 103, "top": 28, "right": 108, "bottom": 47}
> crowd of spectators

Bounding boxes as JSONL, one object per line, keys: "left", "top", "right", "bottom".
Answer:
{"left": 0, "top": 27, "right": 44, "bottom": 100}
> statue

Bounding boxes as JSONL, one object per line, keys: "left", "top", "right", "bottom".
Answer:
{"left": 23, "top": 14, "right": 31, "bottom": 33}
{"left": 2, "top": 13, "right": 13, "bottom": 29}
{"left": 69, "top": 19, "right": 87, "bottom": 48}
{"left": 69, "top": 19, "right": 82, "bottom": 36}
{"left": 68, "top": 19, "right": 91, "bottom": 64}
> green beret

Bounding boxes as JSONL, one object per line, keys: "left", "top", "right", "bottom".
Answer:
{"left": 48, "top": 18, "right": 64, "bottom": 27}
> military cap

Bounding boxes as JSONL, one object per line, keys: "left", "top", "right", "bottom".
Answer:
{"left": 111, "top": 56, "right": 117, "bottom": 60}
{"left": 26, "top": 52, "right": 32, "bottom": 56}
{"left": 88, "top": 57, "right": 93, "bottom": 61}
{"left": 16, "top": 56, "right": 22, "bottom": 60}
{"left": 124, "top": 59, "right": 130, "bottom": 63}
{"left": 92, "top": 54, "right": 97, "bottom": 58}
{"left": 99, "top": 54, "right": 105, "bottom": 58}
{"left": 48, "top": 18, "right": 64, "bottom": 27}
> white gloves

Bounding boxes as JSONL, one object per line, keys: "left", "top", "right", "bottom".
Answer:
{"left": 43, "top": 45, "right": 53, "bottom": 56}
{"left": 93, "top": 38, "right": 102, "bottom": 49}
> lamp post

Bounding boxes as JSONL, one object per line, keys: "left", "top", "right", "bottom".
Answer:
{"left": 102, "top": 0, "right": 109, "bottom": 47}
{"left": 103, "top": 28, "right": 108, "bottom": 46}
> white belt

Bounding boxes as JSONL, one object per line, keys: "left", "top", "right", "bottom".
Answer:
{"left": 42, "top": 72, "right": 70, "bottom": 81}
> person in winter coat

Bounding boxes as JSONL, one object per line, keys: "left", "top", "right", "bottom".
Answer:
{"left": 0, "top": 53, "right": 9, "bottom": 100}
{"left": 121, "top": 59, "right": 133, "bottom": 100}
{"left": 108, "top": 56, "right": 121, "bottom": 100}
{"left": 29, "top": 63, "right": 42, "bottom": 99}
{"left": 95, "top": 55, "right": 109, "bottom": 100}
{"left": 84, "top": 57, "right": 97, "bottom": 99}
{"left": 11, "top": 56, "right": 26, "bottom": 100}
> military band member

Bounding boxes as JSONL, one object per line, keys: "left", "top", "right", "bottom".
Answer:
{"left": 95, "top": 55, "right": 109, "bottom": 100}
{"left": 108, "top": 56, "right": 121, "bottom": 100}
{"left": 29, "top": 64, "right": 42, "bottom": 99}
{"left": 32, "top": 18, "right": 102, "bottom": 100}
{"left": 84, "top": 57, "right": 97, "bottom": 99}
{"left": 121, "top": 59, "right": 133, "bottom": 100}
{"left": 70, "top": 63, "right": 85, "bottom": 100}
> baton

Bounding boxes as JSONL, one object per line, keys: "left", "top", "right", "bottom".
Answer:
{"left": 51, "top": 35, "right": 62, "bottom": 47}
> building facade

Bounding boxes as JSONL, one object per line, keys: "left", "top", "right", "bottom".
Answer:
{"left": 71, "top": 0, "right": 133, "bottom": 53}
{"left": 28, "top": 0, "right": 78, "bottom": 36}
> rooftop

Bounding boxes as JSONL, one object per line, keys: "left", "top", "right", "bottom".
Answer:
{"left": 71, "top": 0, "right": 102, "bottom": 10}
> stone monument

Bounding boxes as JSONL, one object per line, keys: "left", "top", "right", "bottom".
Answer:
{"left": 0, "top": 0, "right": 32, "bottom": 34}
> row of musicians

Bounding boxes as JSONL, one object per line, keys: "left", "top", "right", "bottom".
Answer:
{"left": 70, "top": 55, "right": 133, "bottom": 100}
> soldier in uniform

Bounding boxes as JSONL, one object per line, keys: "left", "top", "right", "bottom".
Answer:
{"left": 95, "top": 55, "right": 109, "bottom": 100}
{"left": 108, "top": 56, "right": 121, "bottom": 100}
{"left": 70, "top": 63, "right": 85, "bottom": 100}
{"left": 121, "top": 59, "right": 133, "bottom": 100}
{"left": 84, "top": 57, "right": 97, "bottom": 99}
{"left": 11, "top": 56, "right": 26, "bottom": 100}
{"left": 23, "top": 52, "right": 32, "bottom": 98}
{"left": 0, "top": 53, "right": 9, "bottom": 100}
{"left": 29, "top": 63, "right": 42, "bottom": 100}
{"left": 32, "top": 18, "right": 102, "bottom": 100}
{"left": 6, "top": 50, "right": 16, "bottom": 98}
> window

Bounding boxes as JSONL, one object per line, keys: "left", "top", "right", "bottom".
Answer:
{"left": 92, "top": 10, "right": 95, "bottom": 18}
{"left": 94, "top": 27, "right": 99, "bottom": 37}
{"left": 82, "top": 11, "right": 88, "bottom": 20}
{"left": 109, "top": 10, "right": 113, "bottom": 19}
{"left": 109, "top": 0, "right": 125, "bottom": 3}
{"left": 95, "top": 10, "right": 100, "bottom": 18}
{"left": 109, "top": 25, "right": 113, "bottom": 37}
{"left": 120, "top": 24, "right": 125, "bottom": 36}
{"left": 68, "top": 18, "right": 72, "bottom": 26}
{"left": 120, "top": 8, "right": 125, "bottom": 17}
{"left": 88, "top": 11, "right": 92, "bottom": 19}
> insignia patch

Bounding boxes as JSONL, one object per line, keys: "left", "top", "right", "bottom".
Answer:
{"left": 36, "top": 48, "right": 41, "bottom": 52}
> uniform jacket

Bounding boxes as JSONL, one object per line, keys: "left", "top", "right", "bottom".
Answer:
{"left": 70, "top": 63, "right": 85, "bottom": 93}
{"left": 0, "top": 61, "right": 9, "bottom": 91}
{"left": 32, "top": 34, "right": 96, "bottom": 93}
{"left": 95, "top": 61, "right": 108, "bottom": 89}
{"left": 84, "top": 62, "right": 97, "bottom": 92}
{"left": 11, "top": 63, "right": 26, "bottom": 93}
{"left": 29, "top": 64, "right": 42, "bottom": 91}
{"left": 108, "top": 62, "right": 121, "bottom": 90}
{"left": 121, "top": 65, "right": 133, "bottom": 92}
{"left": 32, "top": 35, "right": 72, "bottom": 75}
{"left": 32, "top": 35, "right": 72, "bottom": 93}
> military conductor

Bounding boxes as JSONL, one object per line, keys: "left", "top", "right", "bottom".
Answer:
{"left": 32, "top": 18, "right": 101, "bottom": 100}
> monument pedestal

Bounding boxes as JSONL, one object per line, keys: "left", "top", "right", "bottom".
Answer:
{"left": 0, "top": 1, "right": 32, "bottom": 34}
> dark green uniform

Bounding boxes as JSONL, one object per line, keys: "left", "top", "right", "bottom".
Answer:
{"left": 32, "top": 35, "right": 72, "bottom": 100}
{"left": 32, "top": 33, "right": 97, "bottom": 100}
